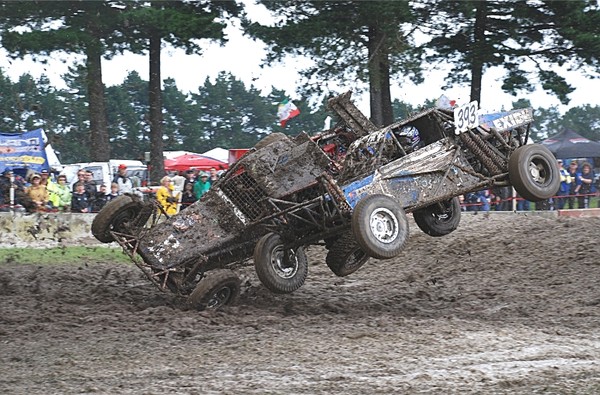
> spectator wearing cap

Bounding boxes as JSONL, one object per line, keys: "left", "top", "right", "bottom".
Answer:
{"left": 49, "top": 174, "right": 72, "bottom": 211}
{"left": 556, "top": 159, "right": 571, "bottom": 210}
{"left": 193, "top": 172, "right": 211, "bottom": 200}
{"left": 26, "top": 174, "right": 50, "bottom": 211}
{"left": 113, "top": 164, "right": 133, "bottom": 195}
{"left": 39, "top": 169, "right": 50, "bottom": 186}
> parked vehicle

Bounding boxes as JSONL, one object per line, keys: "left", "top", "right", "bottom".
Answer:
{"left": 92, "top": 92, "right": 559, "bottom": 310}
{"left": 67, "top": 160, "right": 147, "bottom": 191}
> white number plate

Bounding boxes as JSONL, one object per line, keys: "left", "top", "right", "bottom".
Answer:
{"left": 454, "top": 101, "right": 479, "bottom": 134}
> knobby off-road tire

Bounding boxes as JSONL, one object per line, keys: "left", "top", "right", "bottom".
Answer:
{"left": 509, "top": 144, "right": 560, "bottom": 202}
{"left": 253, "top": 133, "right": 288, "bottom": 150}
{"left": 351, "top": 194, "right": 409, "bottom": 260}
{"left": 188, "top": 269, "right": 241, "bottom": 311}
{"left": 326, "top": 231, "right": 370, "bottom": 277}
{"left": 254, "top": 233, "right": 308, "bottom": 294}
{"left": 91, "top": 195, "right": 142, "bottom": 243}
{"left": 413, "top": 197, "right": 461, "bottom": 237}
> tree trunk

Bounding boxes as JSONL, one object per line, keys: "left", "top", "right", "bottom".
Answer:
{"left": 86, "top": 39, "right": 110, "bottom": 161}
{"left": 367, "top": 25, "right": 393, "bottom": 127}
{"left": 470, "top": 2, "right": 487, "bottom": 105}
{"left": 149, "top": 30, "right": 164, "bottom": 184}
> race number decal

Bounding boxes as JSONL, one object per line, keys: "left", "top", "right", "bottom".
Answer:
{"left": 454, "top": 101, "right": 479, "bottom": 134}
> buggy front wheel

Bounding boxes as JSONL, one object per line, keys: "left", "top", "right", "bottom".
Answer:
{"left": 351, "top": 194, "right": 409, "bottom": 260}
{"left": 253, "top": 233, "right": 308, "bottom": 294}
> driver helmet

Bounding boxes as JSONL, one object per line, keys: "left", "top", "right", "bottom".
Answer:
{"left": 396, "top": 125, "right": 421, "bottom": 151}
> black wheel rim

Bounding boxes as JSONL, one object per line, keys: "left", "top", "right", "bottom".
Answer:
{"left": 206, "top": 286, "right": 233, "bottom": 309}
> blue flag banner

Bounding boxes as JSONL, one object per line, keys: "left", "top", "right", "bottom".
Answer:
{"left": 0, "top": 128, "right": 49, "bottom": 175}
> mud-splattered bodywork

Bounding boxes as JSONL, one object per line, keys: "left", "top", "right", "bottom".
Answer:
{"left": 136, "top": 133, "right": 333, "bottom": 283}
{"left": 115, "top": 98, "right": 537, "bottom": 295}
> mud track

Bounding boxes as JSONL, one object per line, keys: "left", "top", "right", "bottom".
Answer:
{"left": 1, "top": 213, "right": 600, "bottom": 394}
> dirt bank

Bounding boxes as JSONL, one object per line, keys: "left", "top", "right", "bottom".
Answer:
{"left": 1, "top": 213, "right": 599, "bottom": 394}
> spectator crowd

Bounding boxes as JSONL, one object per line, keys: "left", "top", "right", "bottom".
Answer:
{"left": 0, "top": 159, "right": 597, "bottom": 215}
{"left": 461, "top": 159, "right": 599, "bottom": 212}
{"left": 0, "top": 165, "right": 223, "bottom": 215}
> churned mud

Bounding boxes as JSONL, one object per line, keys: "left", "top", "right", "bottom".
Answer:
{"left": 1, "top": 213, "right": 600, "bottom": 394}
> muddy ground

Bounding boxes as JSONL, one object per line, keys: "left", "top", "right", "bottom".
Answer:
{"left": 1, "top": 212, "right": 600, "bottom": 394}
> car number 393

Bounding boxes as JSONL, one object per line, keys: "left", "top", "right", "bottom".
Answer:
{"left": 454, "top": 101, "right": 479, "bottom": 134}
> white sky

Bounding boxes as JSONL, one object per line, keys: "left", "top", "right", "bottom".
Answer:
{"left": 0, "top": 1, "right": 598, "bottom": 116}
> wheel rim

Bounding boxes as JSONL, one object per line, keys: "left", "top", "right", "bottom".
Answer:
{"left": 271, "top": 245, "right": 299, "bottom": 279}
{"left": 368, "top": 207, "right": 399, "bottom": 244}
{"left": 111, "top": 208, "right": 137, "bottom": 232}
{"left": 206, "top": 286, "right": 233, "bottom": 309}
{"left": 432, "top": 201, "right": 453, "bottom": 222}
{"left": 346, "top": 248, "right": 368, "bottom": 269}
{"left": 528, "top": 156, "right": 551, "bottom": 186}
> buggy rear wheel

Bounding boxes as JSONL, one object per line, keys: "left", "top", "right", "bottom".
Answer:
{"left": 326, "top": 231, "right": 369, "bottom": 277}
{"left": 412, "top": 197, "right": 461, "bottom": 237}
{"left": 188, "top": 270, "right": 241, "bottom": 311}
{"left": 351, "top": 194, "right": 409, "bottom": 260}
{"left": 509, "top": 144, "right": 560, "bottom": 202}
{"left": 254, "top": 233, "right": 308, "bottom": 294}
{"left": 91, "top": 195, "right": 142, "bottom": 243}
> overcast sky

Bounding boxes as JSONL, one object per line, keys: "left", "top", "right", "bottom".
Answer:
{"left": 0, "top": 1, "right": 598, "bottom": 116}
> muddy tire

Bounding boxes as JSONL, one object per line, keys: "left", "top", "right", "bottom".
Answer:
{"left": 509, "top": 144, "right": 560, "bottom": 202}
{"left": 326, "top": 231, "right": 369, "bottom": 277}
{"left": 351, "top": 194, "right": 409, "bottom": 260}
{"left": 254, "top": 133, "right": 288, "bottom": 150}
{"left": 188, "top": 270, "right": 240, "bottom": 311}
{"left": 91, "top": 195, "right": 142, "bottom": 243}
{"left": 413, "top": 197, "right": 461, "bottom": 237}
{"left": 254, "top": 233, "right": 308, "bottom": 294}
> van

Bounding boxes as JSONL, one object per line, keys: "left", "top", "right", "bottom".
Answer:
{"left": 71, "top": 160, "right": 147, "bottom": 191}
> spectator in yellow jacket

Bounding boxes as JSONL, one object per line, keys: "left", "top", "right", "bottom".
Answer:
{"left": 48, "top": 174, "right": 72, "bottom": 211}
{"left": 156, "top": 176, "right": 179, "bottom": 215}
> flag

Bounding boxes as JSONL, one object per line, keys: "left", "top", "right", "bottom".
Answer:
{"left": 277, "top": 99, "right": 300, "bottom": 127}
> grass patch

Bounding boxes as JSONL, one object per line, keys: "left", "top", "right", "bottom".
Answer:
{"left": 0, "top": 246, "right": 131, "bottom": 266}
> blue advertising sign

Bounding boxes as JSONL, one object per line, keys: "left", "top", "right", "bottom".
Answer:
{"left": 0, "top": 129, "right": 49, "bottom": 175}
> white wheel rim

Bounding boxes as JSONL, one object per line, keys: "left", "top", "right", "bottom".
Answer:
{"left": 368, "top": 207, "right": 400, "bottom": 244}
{"left": 271, "top": 246, "right": 299, "bottom": 279}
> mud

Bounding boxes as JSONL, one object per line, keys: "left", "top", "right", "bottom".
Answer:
{"left": 1, "top": 213, "right": 600, "bottom": 394}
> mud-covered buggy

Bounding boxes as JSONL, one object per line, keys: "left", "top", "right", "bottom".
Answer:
{"left": 92, "top": 95, "right": 560, "bottom": 310}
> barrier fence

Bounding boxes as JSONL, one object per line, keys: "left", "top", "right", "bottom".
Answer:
{"left": 462, "top": 191, "right": 599, "bottom": 211}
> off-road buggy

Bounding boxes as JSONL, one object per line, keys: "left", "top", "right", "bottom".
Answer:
{"left": 92, "top": 92, "right": 560, "bottom": 310}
